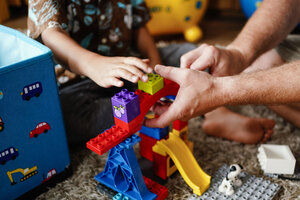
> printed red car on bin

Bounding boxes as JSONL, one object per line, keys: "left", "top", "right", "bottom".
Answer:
{"left": 30, "top": 122, "right": 51, "bottom": 138}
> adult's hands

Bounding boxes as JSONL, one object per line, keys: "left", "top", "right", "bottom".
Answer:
{"left": 144, "top": 65, "right": 224, "bottom": 128}
{"left": 180, "top": 44, "right": 248, "bottom": 76}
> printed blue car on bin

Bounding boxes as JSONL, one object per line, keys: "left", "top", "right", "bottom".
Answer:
{"left": 21, "top": 82, "right": 43, "bottom": 101}
{"left": 0, "top": 147, "right": 19, "bottom": 165}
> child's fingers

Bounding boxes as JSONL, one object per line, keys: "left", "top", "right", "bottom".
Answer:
{"left": 106, "top": 77, "right": 124, "bottom": 87}
{"left": 119, "top": 64, "right": 148, "bottom": 82}
{"left": 142, "top": 59, "right": 150, "bottom": 63}
{"left": 124, "top": 57, "right": 153, "bottom": 73}
{"left": 111, "top": 68, "right": 139, "bottom": 83}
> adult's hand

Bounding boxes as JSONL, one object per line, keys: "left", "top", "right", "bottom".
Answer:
{"left": 180, "top": 44, "right": 248, "bottom": 76}
{"left": 144, "top": 65, "right": 224, "bottom": 128}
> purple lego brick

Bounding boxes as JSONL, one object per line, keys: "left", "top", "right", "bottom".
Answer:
{"left": 111, "top": 89, "right": 140, "bottom": 123}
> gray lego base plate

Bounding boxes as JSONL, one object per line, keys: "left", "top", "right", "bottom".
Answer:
{"left": 189, "top": 165, "right": 281, "bottom": 200}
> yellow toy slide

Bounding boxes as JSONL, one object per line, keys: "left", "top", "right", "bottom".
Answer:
{"left": 153, "top": 133, "right": 211, "bottom": 196}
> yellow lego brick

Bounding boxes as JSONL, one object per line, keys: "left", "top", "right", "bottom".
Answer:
{"left": 167, "top": 156, "right": 177, "bottom": 177}
{"left": 172, "top": 127, "right": 188, "bottom": 140}
{"left": 138, "top": 73, "right": 164, "bottom": 95}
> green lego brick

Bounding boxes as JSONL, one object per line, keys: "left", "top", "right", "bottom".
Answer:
{"left": 138, "top": 73, "right": 164, "bottom": 95}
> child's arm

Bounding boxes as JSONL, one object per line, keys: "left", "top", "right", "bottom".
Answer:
{"left": 136, "top": 26, "right": 162, "bottom": 68}
{"left": 41, "top": 28, "right": 152, "bottom": 88}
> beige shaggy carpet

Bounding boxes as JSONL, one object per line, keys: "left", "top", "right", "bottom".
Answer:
{"left": 36, "top": 105, "right": 300, "bottom": 200}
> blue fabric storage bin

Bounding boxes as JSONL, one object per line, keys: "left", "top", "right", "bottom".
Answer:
{"left": 0, "top": 25, "right": 70, "bottom": 200}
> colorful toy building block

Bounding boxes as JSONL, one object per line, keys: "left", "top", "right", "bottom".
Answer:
{"left": 87, "top": 126, "right": 132, "bottom": 155}
{"left": 95, "top": 135, "right": 157, "bottom": 200}
{"left": 257, "top": 144, "right": 296, "bottom": 174}
{"left": 152, "top": 145, "right": 177, "bottom": 179}
{"left": 143, "top": 176, "right": 168, "bottom": 200}
{"left": 114, "top": 117, "right": 142, "bottom": 134}
{"left": 139, "top": 133, "right": 158, "bottom": 161}
{"left": 172, "top": 127, "right": 188, "bottom": 141}
{"left": 190, "top": 165, "right": 281, "bottom": 200}
{"left": 111, "top": 89, "right": 140, "bottom": 123}
{"left": 138, "top": 74, "right": 164, "bottom": 95}
{"left": 173, "top": 120, "right": 188, "bottom": 131}
{"left": 113, "top": 193, "right": 132, "bottom": 200}
{"left": 153, "top": 152, "right": 168, "bottom": 180}
{"left": 140, "top": 125, "right": 169, "bottom": 140}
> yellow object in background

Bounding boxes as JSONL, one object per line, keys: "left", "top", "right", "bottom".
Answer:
{"left": 145, "top": 0, "right": 209, "bottom": 42}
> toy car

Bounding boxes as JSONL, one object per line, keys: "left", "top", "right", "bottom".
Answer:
{"left": 0, "top": 117, "right": 4, "bottom": 132}
{"left": 30, "top": 122, "right": 51, "bottom": 138}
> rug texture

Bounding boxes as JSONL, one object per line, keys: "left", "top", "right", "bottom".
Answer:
{"left": 36, "top": 105, "right": 300, "bottom": 200}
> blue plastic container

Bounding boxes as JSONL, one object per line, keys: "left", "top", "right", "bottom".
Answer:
{"left": 0, "top": 25, "right": 70, "bottom": 200}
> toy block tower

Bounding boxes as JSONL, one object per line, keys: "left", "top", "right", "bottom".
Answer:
{"left": 138, "top": 73, "right": 164, "bottom": 95}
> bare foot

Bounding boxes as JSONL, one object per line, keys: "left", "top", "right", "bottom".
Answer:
{"left": 202, "top": 107, "right": 275, "bottom": 144}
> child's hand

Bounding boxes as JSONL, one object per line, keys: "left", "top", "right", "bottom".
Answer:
{"left": 85, "top": 54, "right": 153, "bottom": 88}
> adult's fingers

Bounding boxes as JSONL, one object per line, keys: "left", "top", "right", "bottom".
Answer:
{"left": 150, "top": 102, "right": 170, "bottom": 116}
{"left": 154, "top": 65, "right": 185, "bottom": 85}
{"left": 144, "top": 103, "right": 179, "bottom": 128}
{"left": 180, "top": 48, "right": 202, "bottom": 68}
{"left": 190, "top": 45, "right": 217, "bottom": 71}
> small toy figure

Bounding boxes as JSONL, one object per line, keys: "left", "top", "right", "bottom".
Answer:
{"left": 218, "top": 164, "right": 243, "bottom": 196}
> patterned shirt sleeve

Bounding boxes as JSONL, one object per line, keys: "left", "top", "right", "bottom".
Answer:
{"left": 131, "top": 0, "right": 150, "bottom": 29}
{"left": 27, "top": 0, "right": 68, "bottom": 39}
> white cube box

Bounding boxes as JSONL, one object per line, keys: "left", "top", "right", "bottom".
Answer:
{"left": 257, "top": 144, "right": 296, "bottom": 174}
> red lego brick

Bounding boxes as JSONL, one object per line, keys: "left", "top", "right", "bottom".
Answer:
{"left": 139, "top": 133, "right": 158, "bottom": 161}
{"left": 173, "top": 120, "right": 188, "bottom": 131}
{"left": 136, "top": 79, "right": 179, "bottom": 118}
{"left": 143, "top": 176, "right": 168, "bottom": 200}
{"left": 153, "top": 152, "right": 168, "bottom": 180}
{"left": 86, "top": 126, "right": 132, "bottom": 155}
{"left": 114, "top": 117, "right": 142, "bottom": 133}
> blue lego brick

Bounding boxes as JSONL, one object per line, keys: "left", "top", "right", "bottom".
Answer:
{"left": 140, "top": 126, "right": 169, "bottom": 140}
{"left": 188, "top": 165, "right": 280, "bottom": 200}
{"left": 95, "top": 135, "right": 157, "bottom": 200}
{"left": 111, "top": 89, "right": 140, "bottom": 123}
{"left": 165, "top": 95, "right": 176, "bottom": 101}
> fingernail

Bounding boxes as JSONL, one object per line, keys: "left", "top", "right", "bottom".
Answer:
{"left": 142, "top": 75, "right": 148, "bottom": 82}
{"left": 132, "top": 76, "right": 138, "bottom": 82}
{"left": 147, "top": 67, "right": 153, "bottom": 73}
{"left": 117, "top": 81, "right": 123, "bottom": 87}
{"left": 155, "top": 65, "right": 163, "bottom": 72}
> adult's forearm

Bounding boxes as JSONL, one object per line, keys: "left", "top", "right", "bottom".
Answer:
{"left": 228, "top": 0, "right": 300, "bottom": 66}
{"left": 41, "top": 28, "right": 96, "bottom": 76}
{"left": 219, "top": 60, "right": 300, "bottom": 106}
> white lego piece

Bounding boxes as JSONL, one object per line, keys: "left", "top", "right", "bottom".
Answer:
{"left": 257, "top": 144, "right": 296, "bottom": 174}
